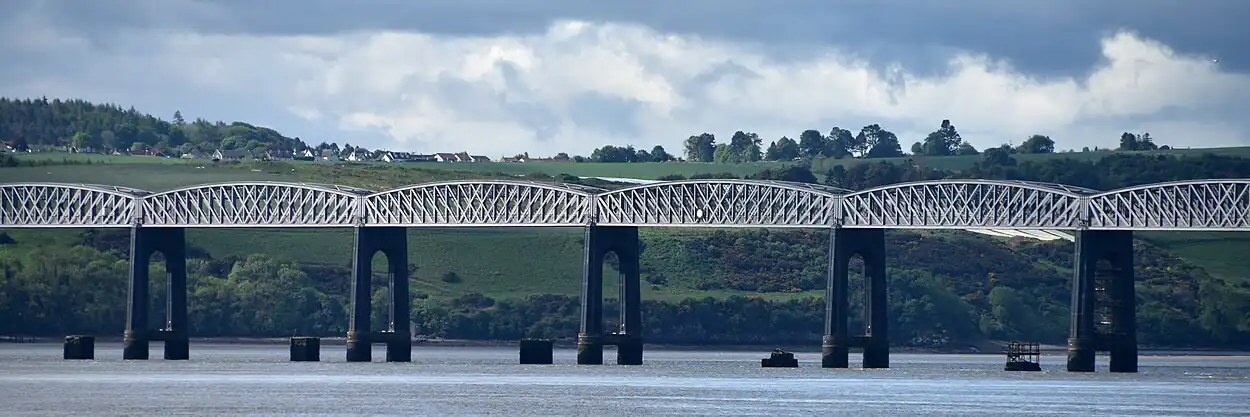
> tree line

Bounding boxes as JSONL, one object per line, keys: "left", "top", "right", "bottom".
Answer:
{"left": 584, "top": 121, "right": 1172, "bottom": 164}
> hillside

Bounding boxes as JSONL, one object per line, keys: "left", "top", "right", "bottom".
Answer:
{"left": 2, "top": 99, "right": 1250, "bottom": 349}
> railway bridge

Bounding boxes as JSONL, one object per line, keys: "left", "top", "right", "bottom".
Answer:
{"left": 3, "top": 178, "right": 1249, "bottom": 372}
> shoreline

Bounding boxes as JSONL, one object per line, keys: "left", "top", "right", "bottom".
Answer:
{"left": 4, "top": 336, "right": 1247, "bottom": 356}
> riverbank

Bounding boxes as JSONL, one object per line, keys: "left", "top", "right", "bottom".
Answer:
{"left": 4, "top": 336, "right": 1247, "bottom": 356}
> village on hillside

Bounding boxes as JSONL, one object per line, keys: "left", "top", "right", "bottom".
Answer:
{"left": 3, "top": 141, "right": 574, "bottom": 165}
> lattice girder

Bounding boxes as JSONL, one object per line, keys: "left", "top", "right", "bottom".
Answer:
{"left": 141, "top": 182, "right": 366, "bottom": 227}
{"left": 1088, "top": 180, "right": 1250, "bottom": 230}
{"left": 363, "top": 181, "right": 592, "bottom": 227}
{"left": 5, "top": 179, "right": 1250, "bottom": 231}
{"left": 0, "top": 183, "right": 139, "bottom": 227}
{"left": 595, "top": 180, "right": 840, "bottom": 227}
{"left": 840, "top": 180, "right": 1086, "bottom": 229}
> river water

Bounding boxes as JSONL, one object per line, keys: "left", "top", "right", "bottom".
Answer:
{"left": 1, "top": 343, "right": 1247, "bottom": 416}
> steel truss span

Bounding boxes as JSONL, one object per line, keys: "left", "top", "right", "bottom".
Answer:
{"left": 364, "top": 181, "right": 594, "bottom": 227}
{"left": 1, "top": 179, "right": 1248, "bottom": 231}
{"left": 595, "top": 180, "right": 844, "bottom": 227}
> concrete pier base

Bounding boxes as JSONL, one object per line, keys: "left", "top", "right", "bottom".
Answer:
{"left": 576, "top": 333, "right": 603, "bottom": 365}
{"left": 862, "top": 336, "right": 890, "bottom": 369}
{"left": 384, "top": 332, "right": 411, "bottom": 363}
{"left": 1066, "top": 337, "right": 1096, "bottom": 372}
{"left": 63, "top": 335, "right": 95, "bottom": 360}
{"left": 614, "top": 334, "right": 643, "bottom": 366}
{"left": 820, "top": 338, "right": 849, "bottom": 368}
{"left": 122, "top": 330, "right": 148, "bottom": 360}
{"left": 345, "top": 331, "right": 370, "bottom": 363}
{"left": 159, "top": 330, "right": 189, "bottom": 360}
{"left": 290, "top": 337, "right": 320, "bottom": 362}
{"left": 519, "top": 339, "right": 554, "bottom": 364}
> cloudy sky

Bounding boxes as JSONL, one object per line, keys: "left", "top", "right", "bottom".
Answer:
{"left": 2, "top": 0, "right": 1248, "bottom": 157}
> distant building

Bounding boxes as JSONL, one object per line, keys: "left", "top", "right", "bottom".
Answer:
{"left": 213, "top": 149, "right": 251, "bottom": 161}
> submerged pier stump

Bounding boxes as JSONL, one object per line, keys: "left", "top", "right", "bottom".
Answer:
{"left": 761, "top": 349, "right": 798, "bottom": 368}
{"left": 519, "top": 339, "right": 554, "bottom": 364}
{"left": 290, "top": 337, "right": 320, "bottom": 362}
{"left": 63, "top": 335, "right": 95, "bottom": 360}
{"left": 1004, "top": 341, "right": 1041, "bottom": 371}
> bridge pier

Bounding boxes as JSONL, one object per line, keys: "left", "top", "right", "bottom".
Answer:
{"left": 1068, "top": 230, "right": 1136, "bottom": 372}
{"left": 578, "top": 225, "right": 643, "bottom": 365}
{"left": 123, "top": 227, "right": 188, "bottom": 360}
{"left": 822, "top": 228, "right": 889, "bottom": 369}
{"left": 346, "top": 226, "right": 410, "bottom": 363}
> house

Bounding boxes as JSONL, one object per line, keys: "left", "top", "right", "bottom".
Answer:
{"left": 411, "top": 154, "right": 437, "bottom": 162}
{"left": 454, "top": 152, "right": 471, "bottom": 162}
{"left": 213, "top": 149, "right": 251, "bottom": 161}
{"left": 318, "top": 149, "right": 339, "bottom": 162}
{"left": 264, "top": 150, "right": 294, "bottom": 161}
{"left": 130, "top": 148, "right": 167, "bottom": 157}
{"left": 344, "top": 151, "right": 371, "bottom": 162}
{"left": 470, "top": 155, "right": 491, "bottom": 162}
{"left": 180, "top": 153, "right": 204, "bottom": 160}
{"left": 501, "top": 156, "right": 524, "bottom": 163}
{"left": 434, "top": 153, "right": 460, "bottom": 162}
{"left": 383, "top": 152, "right": 425, "bottom": 163}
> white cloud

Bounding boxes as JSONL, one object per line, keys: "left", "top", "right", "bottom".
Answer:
{"left": 3, "top": 18, "right": 1248, "bottom": 156}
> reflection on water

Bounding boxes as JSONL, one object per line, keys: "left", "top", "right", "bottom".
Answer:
{"left": 1, "top": 344, "right": 1248, "bottom": 416}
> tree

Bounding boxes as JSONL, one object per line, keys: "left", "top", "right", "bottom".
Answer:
{"left": 683, "top": 133, "right": 716, "bottom": 162}
{"left": 910, "top": 142, "right": 923, "bottom": 154}
{"left": 590, "top": 145, "right": 638, "bottom": 162}
{"left": 797, "top": 130, "right": 825, "bottom": 158}
{"left": 765, "top": 137, "right": 800, "bottom": 161}
{"left": 919, "top": 119, "right": 963, "bottom": 156}
{"left": 1118, "top": 132, "right": 1137, "bottom": 151}
{"left": 172, "top": 110, "right": 186, "bottom": 126}
{"left": 1018, "top": 135, "right": 1055, "bottom": 154}
{"left": 70, "top": 132, "right": 94, "bottom": 151}
{"left": 718, "top": 131, "right": 763, "bottom": 163}
{"left": 957, "top": 143, "right": 979, "bottom": 155}
{"left": 825, "top": 127, "right": 854, "bottom": 158}
{"left": 861, "top": 124, "right": 904, "bottom": 158}
{"left": 982, "top": 145, "right": 1016, "bottom": 166}
{"left": 649, "top": 145, "right": 673, "bottom": 162}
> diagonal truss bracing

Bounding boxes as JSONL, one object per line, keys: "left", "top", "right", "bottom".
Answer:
{"left": 141, "top": 182, "right": 367, "bottom": 227}
{"left": 595, "top": 180, "right": 842, "bottom": 227}
{"left": 363, "top": 181, "right": 593, "bottom": 227}
{"left": 0, "top": 183, "right": 140, "bottom": 227}
{"left": 1087, "top": 180, "right": 1250, "bottom": 230}
{"left": 840, "top": 180, "right": 1087, "bottom": 229}
{"left": 1, "top": 178, "right": 1249, "bottom": 230}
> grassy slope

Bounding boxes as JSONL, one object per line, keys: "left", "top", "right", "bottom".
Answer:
{"left": 4, "top": 148, "right": 1250, "bottom": 288}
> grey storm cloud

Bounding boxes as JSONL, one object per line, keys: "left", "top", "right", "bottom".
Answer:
{"left": 2, "top": 0, "right": 1248, "bottom": 156}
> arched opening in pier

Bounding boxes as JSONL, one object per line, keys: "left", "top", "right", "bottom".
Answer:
{"left": 368, "top": 248, "right": 410, "bottom": 334}
{"left": 1093, "top": 259, "right": 1117, "bottom": 335}
{"left": 847, "top": 254, "right": 868, "bottom": 336}
{"left": 602, "top": 251, "right": 624, "bottom": 332}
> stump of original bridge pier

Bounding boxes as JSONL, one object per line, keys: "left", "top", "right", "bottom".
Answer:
{"left": 519, "top": 339, "right": 554, "bottom": 365}
{"left": 1004, "top": 341, "right": 1041, "bottom": 372}
{"left": 761, "top": 349, "right": 798, "bottom": 368}
{"left": 290, "top": 337, "right": 320, "bottom": 362}
{"left": 63, "top": 335, "right": 95, "bottom": 360}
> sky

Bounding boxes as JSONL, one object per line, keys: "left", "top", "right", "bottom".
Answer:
{"left": 2, "top": 0, "right": 1248, "bottom": 157}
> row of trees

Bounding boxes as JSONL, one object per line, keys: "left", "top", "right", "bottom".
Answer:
{"left": 1, "top": 98, "right": 307, "bottom": 156}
